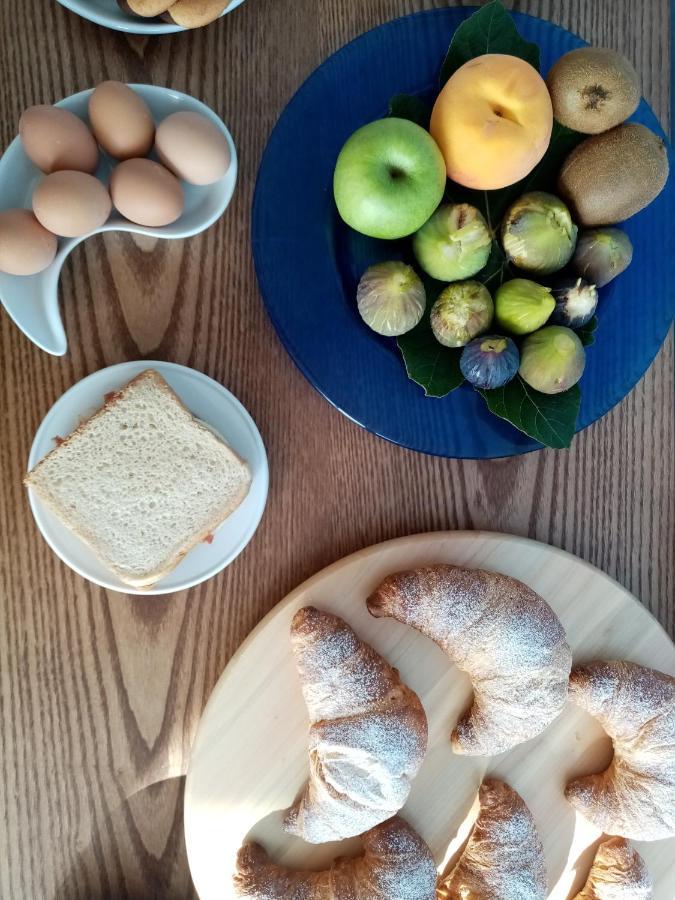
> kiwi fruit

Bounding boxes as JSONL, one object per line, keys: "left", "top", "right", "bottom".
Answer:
{"left": 558, "top": 123, "right": 669, "bottom": 226}
{"left": 546, "top": 48, "right": 640, "bottom": 134}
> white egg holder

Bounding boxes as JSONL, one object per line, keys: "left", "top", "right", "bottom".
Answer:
{"left": 0, "top": 85, "right": 238, "bottom": 355}
{"left": 56, "top": 0, "right": 245, "bottom": 35}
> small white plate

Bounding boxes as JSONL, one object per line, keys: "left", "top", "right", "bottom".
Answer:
{"left": 55, "top": 0, "right": 245, "bottom": 34}
{"left": 26, "top": 361, "right": 268, "bottom": 595}
{"left": 0, "top": 85, "right": 237, "bottom": 356}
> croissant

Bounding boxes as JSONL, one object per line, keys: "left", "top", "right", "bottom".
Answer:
{"left": 283, "top": 606, "right": 428, "bottom": 843}
{"left": 574, "top": 837, "right": 652, "bottom": 899}
{"left": 565, "top": 660, "right": 675, "bottom": 840}
{"left": 436, "top": 777, "right": 547, "bottom": 899}
{"left": 367, "top": 565, "right": 571, "bottom": 755}
{"left": 234, "top": 816, "right": 438, "bottom": 899}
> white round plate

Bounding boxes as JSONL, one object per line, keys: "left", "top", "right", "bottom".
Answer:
{"left": 184, "top": 531, "right": 675, "bottom": 900}
{"left": 0, "top": 85, "right": 237, "bottom": 356}
{"left": 55, "top": 0, "right": 245, "bottom": 34}
{"left": 27, "top": 361, "right": 268, "bottom": 595}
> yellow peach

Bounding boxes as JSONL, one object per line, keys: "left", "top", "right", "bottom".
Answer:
{"left": 430, "top": 54, "right": 553, "bottom": 190}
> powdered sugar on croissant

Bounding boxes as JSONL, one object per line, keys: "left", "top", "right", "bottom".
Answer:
{"left": 234, "top": 816, "right": 438, "bottom": 899}
{"left": 574, "top": 837, "right": 652, "bottom": 899}
{"left": 284, "top": 607, "right": 428, "bottom": 843}
{"left": 436, "top": 777, "right": 547, "bottom": 899}
{"left": 367, "top": 565, "right": 571, "bottom": 755}
{"left": 565, "top": 660, "right": 675, "bottom": 841}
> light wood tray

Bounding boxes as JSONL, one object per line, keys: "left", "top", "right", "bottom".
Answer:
{"left": 184, "top": 532, "right": 675, "bottom": 899}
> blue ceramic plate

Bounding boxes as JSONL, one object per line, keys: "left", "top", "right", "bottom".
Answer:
{"left": 252, "top": 9, "right": 674, "bottom": 458}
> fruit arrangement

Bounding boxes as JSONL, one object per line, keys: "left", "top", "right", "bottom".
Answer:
{"left": 0, "top": 81, "right": 231, "bottom": 278}
{"left": 332, "top": 2, "right": 669, "bottom": 449}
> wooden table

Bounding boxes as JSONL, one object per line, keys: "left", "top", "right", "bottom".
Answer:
{"left": 0, "top": 1, "right": 672, "bottom": 897}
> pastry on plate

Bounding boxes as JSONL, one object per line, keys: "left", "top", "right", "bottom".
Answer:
{"left": 574, "top": 837, "right": 652, "bottom": 899}
{"left": 120, "top": 0, "right": 230, "bottom": 27}
{"left": 436, "top": 777, "right": 547, "bottom": 899}
{"left": 565, "top": 660, "right": 675, "bottom": 840}
{"left": 283, "top": 606, "right": 428, "bottom": 843}
{"left": 367, "top": 565, "right": 572, "bottom": 755}
{"left": 234, "top": 815, "right": 437, "bottom": 899}
{"left": 119, "top": 0, "right": 173, "bottom": 16}
{"left": 25, "top": 369, "right": 251, "bottom": 589}
{"left": 164, "top": 0, "right": 229, "bottom": 28}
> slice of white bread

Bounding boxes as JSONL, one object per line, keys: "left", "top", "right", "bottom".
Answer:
{"left": 25, "top": 369, "right": 252, "bottom": 589}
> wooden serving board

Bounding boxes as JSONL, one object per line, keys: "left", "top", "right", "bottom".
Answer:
{"left": 184, "top": 532, "right": 675, "bottom": 899}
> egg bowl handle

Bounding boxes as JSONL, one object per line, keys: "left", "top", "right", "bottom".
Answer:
{"left": 0, "top": 246, "right": 70, "bottom": 356}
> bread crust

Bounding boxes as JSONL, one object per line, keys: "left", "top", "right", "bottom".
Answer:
{"left": 367, "top": 564, "right": 572, "bottom": 755}
{"left": 283, "top": 607, "right": 428, "bottom": 843}
{"left": 120, "top": 0, "right": 174, "bottom": 17}
{"left": 437, "top": 778, "right": 547, "bottom": 900}
{"left": 574, "top": 837, "right": 652, "bottom": 899}
{"left": 164, "top": 0, "right": 229, "bottom": 28}
{"left": 25, "top": 369, "right": 251, "bottom": 589}
{"left": 234, "top": 816, "right": 437, "bottom": 899}
{"left": 565, "top": 661, "right": 675, "bottom": 841}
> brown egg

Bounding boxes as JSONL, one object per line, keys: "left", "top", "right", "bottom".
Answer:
{"left": 110, "top": 158, "right": 184, "bottom": 227}
{"left": 89, "top": 82, "right": 155, "bottom": 160}
{"left": 155, "top": 111, "right": 231, "bottom": 185}
{"left": 0, "top": 209, "right": 58, "bottom": 276}
{"left": 32, "top": 171, "right": 112, "bottom": 238}
{"left": 19, "top": 106, "right": 99, "bottom": 174}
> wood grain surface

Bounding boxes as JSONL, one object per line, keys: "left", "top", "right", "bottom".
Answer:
{"left": 0, "top": 1, "right": 672, "bottom": 898}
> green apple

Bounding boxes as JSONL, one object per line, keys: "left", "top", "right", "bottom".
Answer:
{"left": 333, "top": 117, "right": 446, "bottom": 240}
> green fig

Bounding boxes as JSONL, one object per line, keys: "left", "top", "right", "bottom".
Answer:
{"left": 519, "top": 326, "right": 586, "bottom": 394}
{"left": 501, "top": 192, "right": 577, "bottom": 275}
{"left": 413, "top": 203, "right": 491, "bottom": 282}
{"left": 494, "top": 279, "right": 555, "bottom": 335}
{"left": 430, "top": 281, "right": 493, "bottom": 348}
{"left": 356, "top": 261, "right": 425, "bottom": 336}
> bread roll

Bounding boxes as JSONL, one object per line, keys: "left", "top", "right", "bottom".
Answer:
{"left": 367, "top": 565, "right": 572, "bottom": 755}
{"left": 565, "top": 661, "right": 675, "bottom": 840}
{"left": 165, "top": 0, "right": 228, "bottom": 28}
{"left": 437, "top": 778, "right": 547, "bottom": 899}
{"left": 120, "top": 0, "right": 174, "bottom": 17}
{"left": 283, "top": 607, "right": 428, "bottom": 843}
{"left": 574, "top": 837, "right": 652, "bottom": 899}
{"left": 235, "top": 816, "right": 437, "bottom": 899}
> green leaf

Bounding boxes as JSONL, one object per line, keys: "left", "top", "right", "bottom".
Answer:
{"left": 388, "top": 94, "right": 432, "bottom": 129}
{"left": 398, "top": 326, "right": 464, "bottom": 398}
{"left": 397, "top": 276, "right": 464, "bottom": 397}
{"left": 478, "top": 378, "right": 581, "bottom": 449}
{"left": 439, "top": 0, "right": 540, "bottom": 86}
{"left": 576, "top": 315, "right": 598, "bottom": 347}
{"left": 515, "top": 120, "right": 585, "bottom": 195}
{"left": 473, "top": 239, "right": 513, "bottom": 290}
